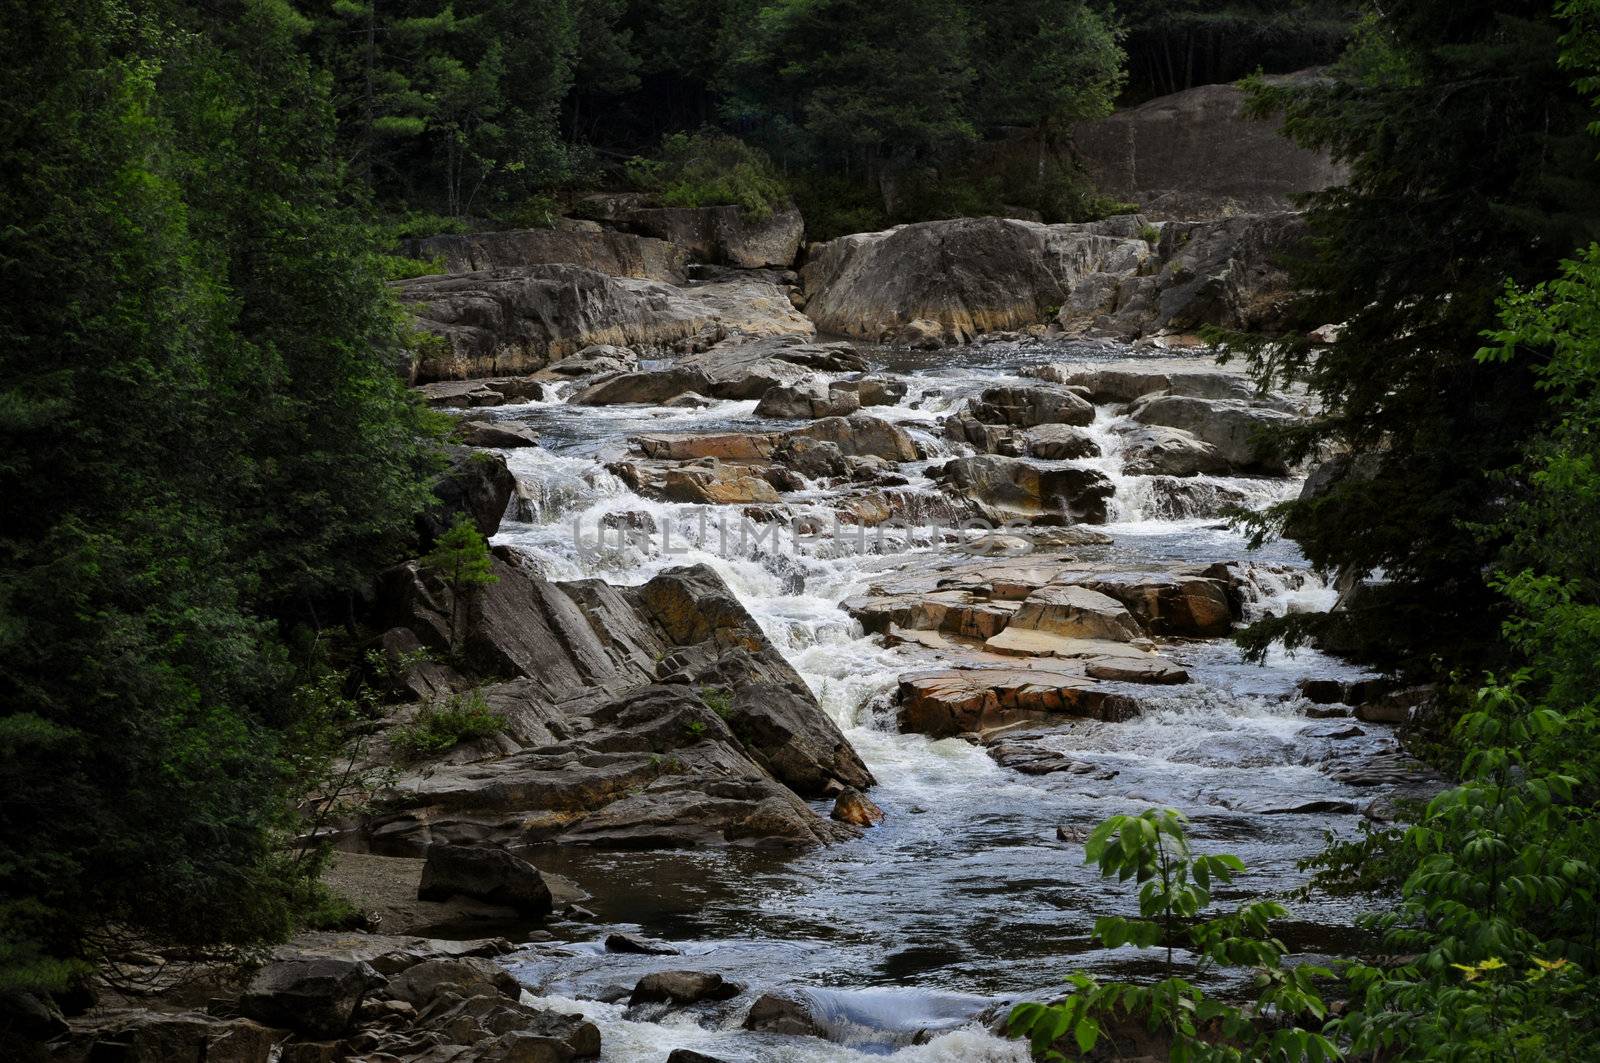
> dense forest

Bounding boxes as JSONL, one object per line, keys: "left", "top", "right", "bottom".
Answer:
{"left": 3, "top": 0, "right": 1600, "bottom": 1058}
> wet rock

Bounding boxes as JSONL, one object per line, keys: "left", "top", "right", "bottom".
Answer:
{"left": 661, "top": 391, "right": 715, "bottom": 408}
{"left": 571, "top": 366, "right": 715, "bottom": 406}
{"left": 679, "top": 336, "right": 867, "bottom": 399}
{"left": 855, "top": 377, "right": 908, "bottom": 407}
{"left": 455, "top": 419, "right": 541, "bottom": 448}
{"left": 969, "top": 384, "right": 1095, "bottom": 428}
{"left": 1131, "top": 394, "right": 1299, "bottom": 474}
{"left": 897, "top": 668, "right": 1139, "bottom": 739}
{"left": 1071, "top": 572, "right": 1235, "bottom": 638}
{"left": 1118, "top": 425, "right": 1229, "bottom": 477}
{"left": 403, "top": 226, "right": 689, "bottom": 282}
{"left": 754, "top": 378, "right": 862, "bottom": 419}
{"left": 239, "top": 958, "right": 386, "bottom": 1038}
{"left": 667, "top": 1051, "right": 731, "bottom": 1063}
{"left": 629, "top": 971, "right": 743, "bottom": 1006}
{"left": 419, "top": 447, "right": 515, "bottom": 543}
{"left": 938, "top": 455, "right": 1114, "bottom": 524}
{"left": 1137, "top": 476, "right": 1257, "bottom": 521}
{"left": 788, "top": 415, "right": 920, "bottom": 463}
{"left": 988, "top": 741, "right": 1117, "bottom": 779}
{"left": 417, "top": 844, "right": 553, "bottom": 916}
{"left": 944, "top": 411, "right": 1026, "bottom": 455}
{"left": 621, "top": 203, "right": 806, "bottom": 269}
{"left": 419, "top": 377, "right": 547, "bottom": 408}
{"left": 888, "top": 318, "right": 951, "bottom": 348}
{"left": 1008, "top": 585, "right": 1144, "bottom": 642}
{"left": 1025, "top": 424, "right": 1100, "bottom": 460}
{"left": 743, "top": 992, "right": 827, "bottom": 1037}
{"left": 662, "top": 462, "right": 782, "bottom": 505}
{"left": 544, "top": 343, "right": 638, "bottom": 377}
{"left": 831, "top": 787, "right": 885, "bottom": 826}
{"left": 606, "top": 933, "right": 680, "bottom": 956}
{"left": 1032, "top": 364, "right": 1266, "bottom": 406}
{"left": 635, "top": 431, "right": 779, "bottom": 462}
{"left": 397, "top": 265, "right": 721, "bottom": 382}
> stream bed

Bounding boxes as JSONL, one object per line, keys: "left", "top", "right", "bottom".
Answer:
{"left": 475, "top": 339, "right": 1393, "bottom": 1061}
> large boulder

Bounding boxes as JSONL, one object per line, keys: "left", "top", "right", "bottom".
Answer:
{"left": 1117, "top": 425, "right": 1230, "bottom": 477}
{"left": 1072, "top": 79, "right": 1346, "bottom": 220}
{"left": 787, "top": 415, "right": 919, "bottom": 462}
{"left": 939, "top": 456, "right": 1113, "bottom": 524}
{"left": 1008, "top": 585, "right": 1144, "bottom": 642}
{"left": 1025, "top": 424, "right": 1101, "bottom": 460}
{"left": 679, "top": 335, "right": 867, "bottom": 398}
{"left": 239, "top": 958, "right": 386, "bottom": 1038}
{"left": 800, "top": 216, "right": 1150, "bottom": 342}
{"left": 629, "top": 971, "right": 743, "bottom": 1007}
{"left": 403, "top": 226, "right": 688, "bottom": 282}
{"left": 1033, "top": 364, "right": 1265, "bottom": 405}
{"left": 417, "top": 844, "right": 553, "bottom": 916}
{"left": 754, "top": 378, "right": 862, "bottom": 419}
{"left": 454, "top": 419, "right": 540, "bottom": 448}
{"left": 367, "top": 562, "right": 872, "bottom": 851}
{"left": 397, "top": 265, "right": 719, "bottom": 382}
{"left": 968, "top": 384, "right": 1095, "bottom": 428}
{"left": 419, "top": 447, "right": 515, "bottom": 542}
{"left": 620, "top": 203, "right": 806, "bottom": 269}
{"left": 1130, "top": 394, "right": 1299, "bottom": 474}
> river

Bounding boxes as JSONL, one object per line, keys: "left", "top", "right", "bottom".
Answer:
{"left": 476, "top": 338, "right": 1391, "bottom": 1061}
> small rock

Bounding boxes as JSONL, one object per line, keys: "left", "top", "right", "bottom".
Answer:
{"left": 668, "top": 1051, "right": 733, "bottom": 1063}
{"left": 629, "top": 971, "right": 743, "bottom": 1006}
{"left": 605, "top": 932, "right": 680, "bottom": 955}
{"left": 743, "top": 991, "right": 827, "bottom": 1037}
{"left": 563, "top": 905, "right": 597, "bottom": 920}
{"left": 455, "top": 419, "right": 541, "bottom": 448}
{"left": 418, "top": 844, "right": 554, "bottom": 917}
{"left": 831, "top": 787, "right": 885, "bottom": 827}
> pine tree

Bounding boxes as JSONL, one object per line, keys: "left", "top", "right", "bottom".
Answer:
{"left": 420, "top": 515, "right": 497, "bottom": 656}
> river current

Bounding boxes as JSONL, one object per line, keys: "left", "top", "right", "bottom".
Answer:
{"left": 475, "top": 338, "right": 1386, "bottom": 1062}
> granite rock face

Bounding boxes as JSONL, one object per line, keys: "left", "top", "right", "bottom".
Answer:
{"left": 1072, "top": 79, "right": 1346, "bottom": 219}
{"left": 363, "top": 559, "right": 873, "bottom": 852}
{"left": 403, "top": 225, "right": 688, "bottom": 282}
{"left": 800, "top": 212, "right": 1309, "bottom": 345}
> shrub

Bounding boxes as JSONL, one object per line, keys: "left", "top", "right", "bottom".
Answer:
{"left": 389, "top": 690, "right": 505, "bottom": 761}
{"left": 627, "top": 132, "right": 790, "bottom": 221}
{"left": 1008, "top": 808, "right": 1336, "bottom": 1061}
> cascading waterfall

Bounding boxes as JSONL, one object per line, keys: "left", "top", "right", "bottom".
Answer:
{"left": 478, "top": 341, "right": 1382, "bottom": 1062}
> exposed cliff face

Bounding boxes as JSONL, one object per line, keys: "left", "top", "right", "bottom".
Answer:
{"left": 1072, "top": 80, "right": 1346, "bottom": 220}
{"left": 800, "top": 213, "right": 1308, "bottom": 345}
{"left": 403, "top": 224, "right": 689, "bottom": 282}
{"left": 395, "top": 266, "right": 813, "bottom": 382}
{"left": 800, "top": 215, "right": 1153, "bottom": 343}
